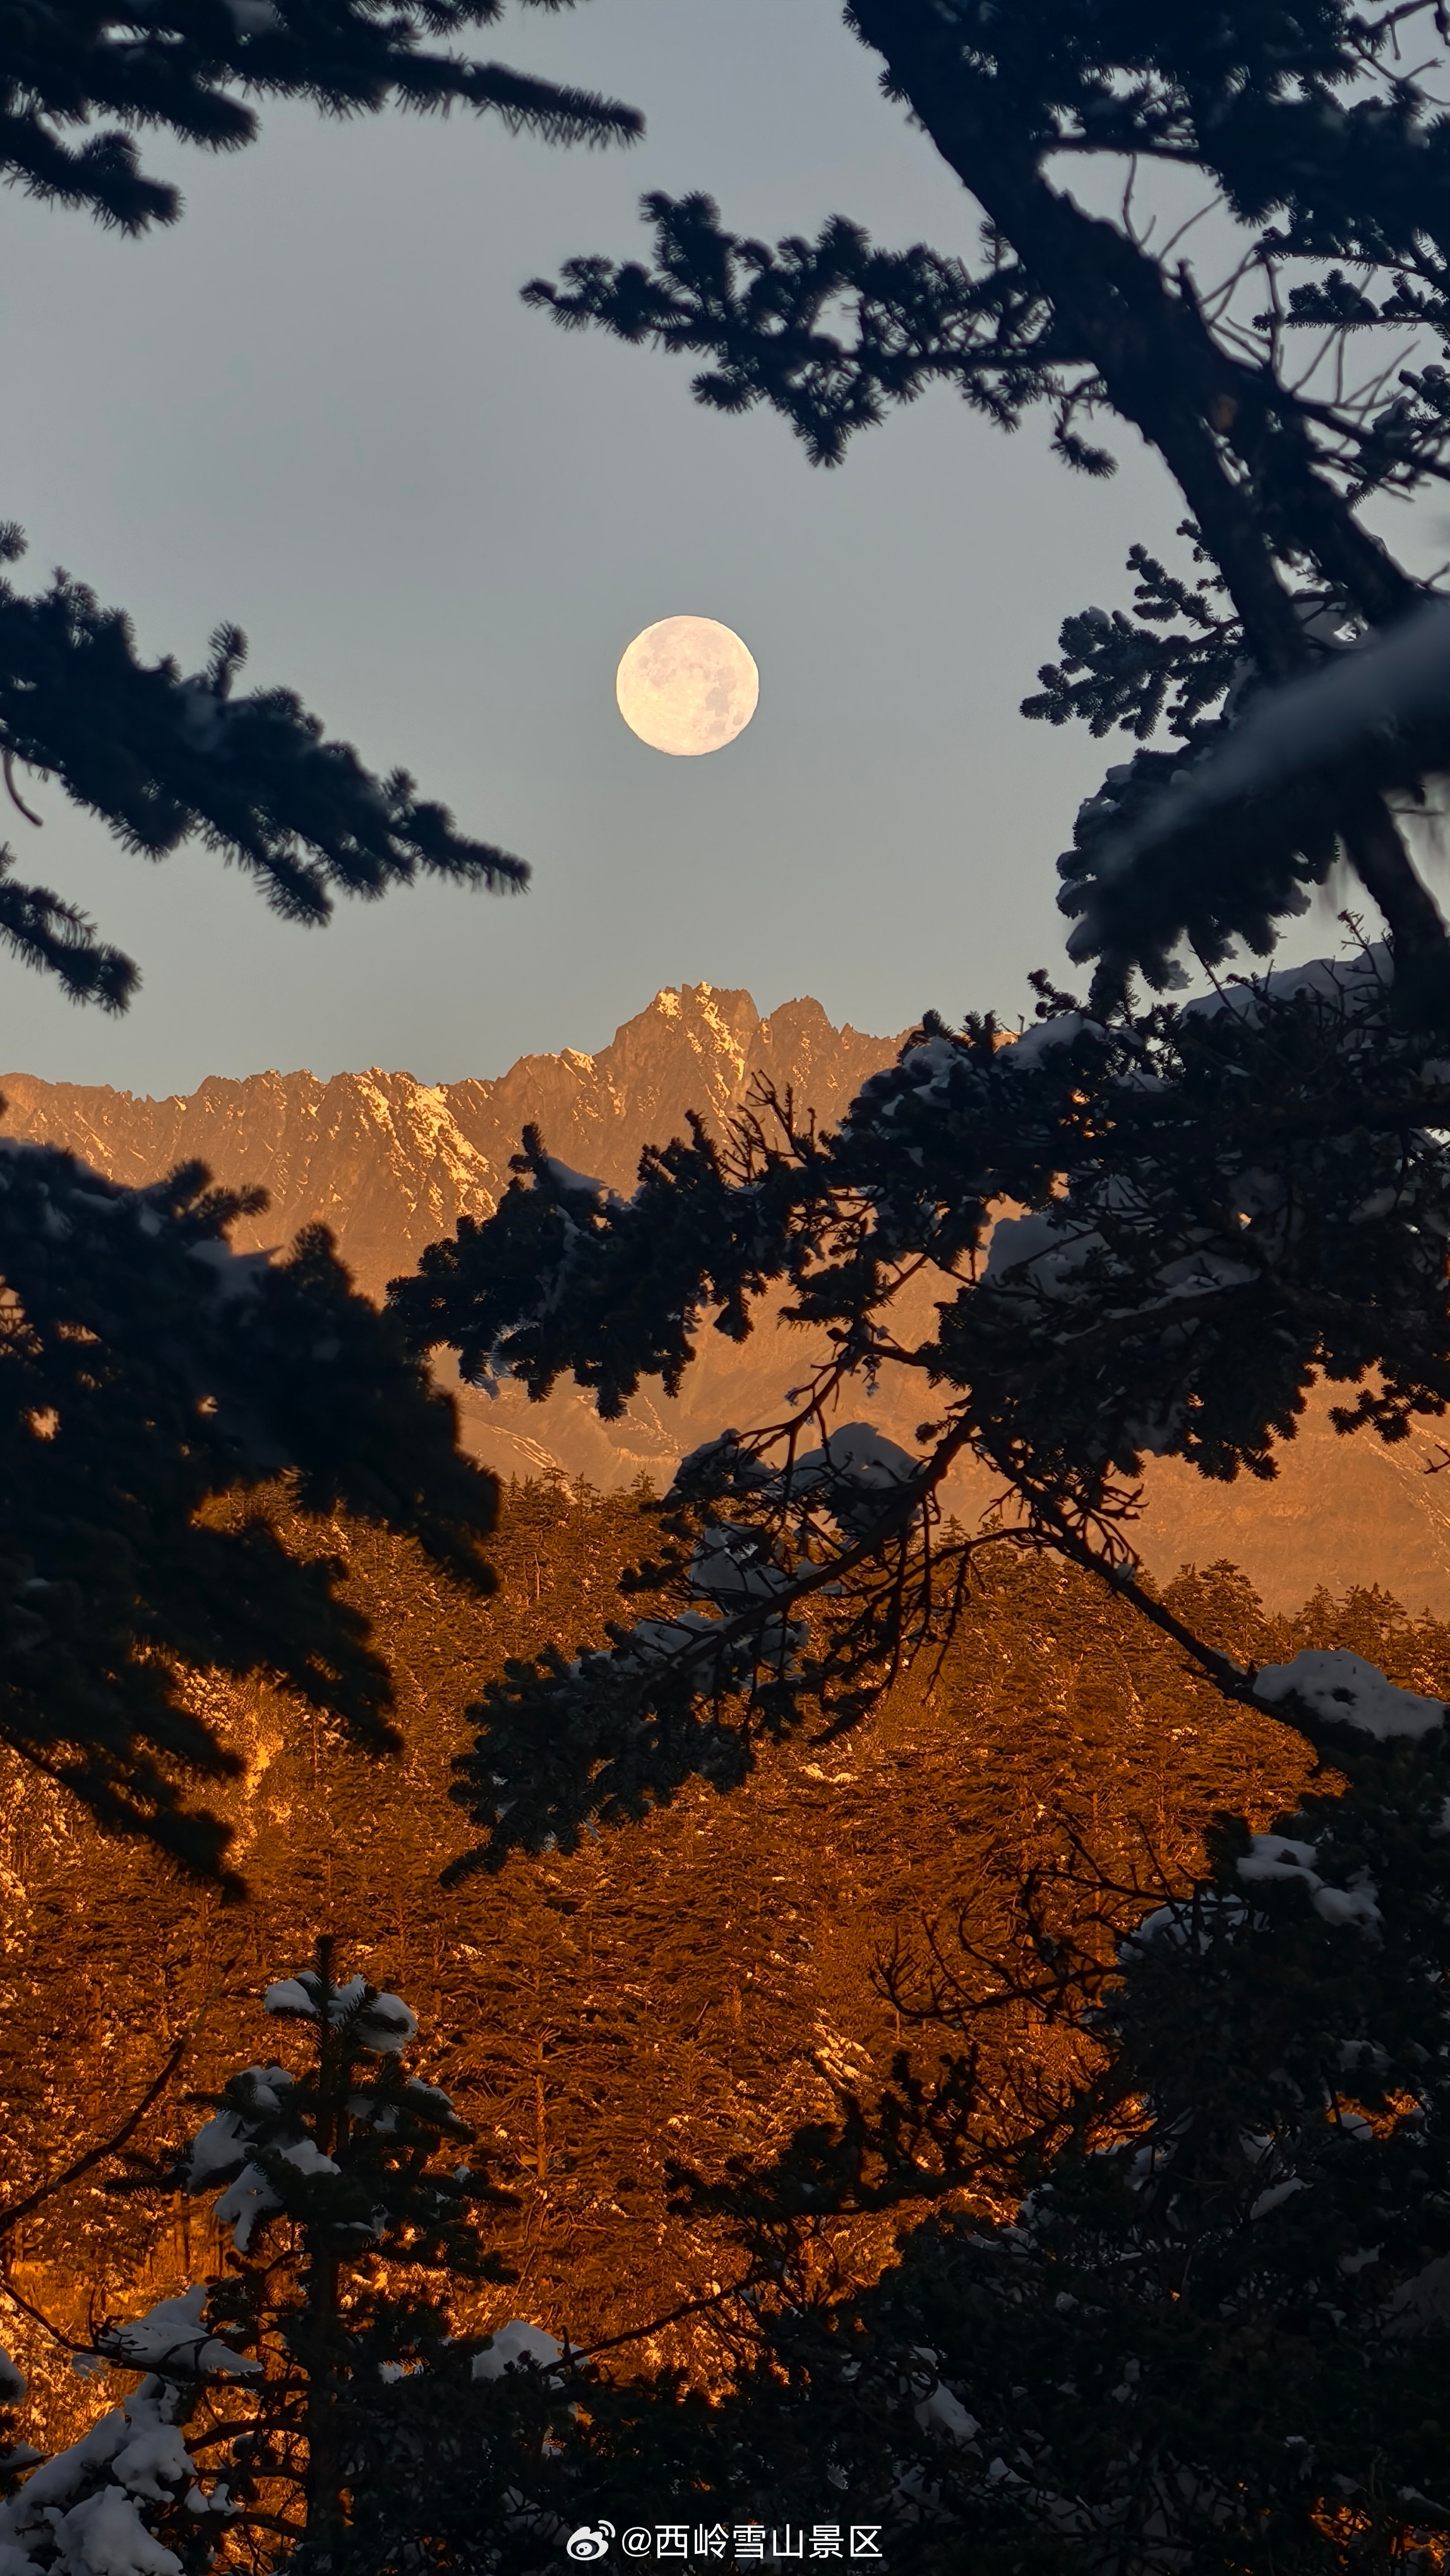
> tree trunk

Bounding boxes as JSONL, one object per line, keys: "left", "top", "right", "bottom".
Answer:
{"left": 303, "top": 1935, "right": 344, "bottom": 2557}
{"left": 851, "top": 0, "right": 1450, "bottom": 999}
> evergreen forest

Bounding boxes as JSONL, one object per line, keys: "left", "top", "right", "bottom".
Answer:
{"left": 9, "top": 2, "right": 1450, "bottom": 2570}
{"left": 0, "top": 1480, "right": 1424, "bottom": 2565}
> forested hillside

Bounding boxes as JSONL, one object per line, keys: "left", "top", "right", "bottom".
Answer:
{"left": 0, "top": 1477, "right": 1430, "bottom": 2460}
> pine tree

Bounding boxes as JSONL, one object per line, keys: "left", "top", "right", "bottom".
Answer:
{"left": 383, "top": 0, "right": 1450, "bottom": 1859}
{"left": 371, "top": 24, "right": 1450, "bottom": 2548}
{"left": 564, "top": 1666, "right": 1450, "bottom": 2572}
{"left": 0, "top": 1943, "right": 583, "bottom": 2573}
{"left": 0, "top": 3, "right": 642, "bottom": 1869}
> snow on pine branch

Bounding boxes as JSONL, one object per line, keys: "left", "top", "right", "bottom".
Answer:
{"left": 1254, "top": 1647, "right": 1446, "bottom": 1743}
{"left": 95, "top": 2286, "right": 258, "bottom": 2384}
{"left": 0, "top": 2290, "right": 244, "bottom": 2576}
{"left": 263, "top": 1971, "right": 418, "bottom": 2053}
{"left": 1060, "top": 599, "right": 1450, "bottom": 999}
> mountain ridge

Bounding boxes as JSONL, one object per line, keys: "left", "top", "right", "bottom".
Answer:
{"left": 6, "top": 984, "right": 1450, "bottom": 1614}
{"left": 0, "top": 986, "right": 892, "bottom": 1296}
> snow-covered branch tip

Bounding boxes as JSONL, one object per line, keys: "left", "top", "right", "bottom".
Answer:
{"left": 1060, "top": 599, "right": 1450, "bottom": 1006}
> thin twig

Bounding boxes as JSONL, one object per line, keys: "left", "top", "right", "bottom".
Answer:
{"left": 1, "top": 753, "right": 40, "bottom": 828}
{"left": 0, "top": 2033, "right": 189, "bottom": 2243}
{"left": 0, "top": 2270, "right": 92, "bottom": 2357}
{"left": 565, "top": 2275, "right": 761, "bottom": 2364}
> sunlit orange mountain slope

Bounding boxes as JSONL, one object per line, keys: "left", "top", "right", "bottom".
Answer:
{"left": 5, "top": 982, "right": 1446, "bottom": 1611}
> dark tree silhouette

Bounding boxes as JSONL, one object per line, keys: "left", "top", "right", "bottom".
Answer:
{"left": 388, "top": 0, "right": 1450, "bottom": 1868}
{"left": 0, "top": 1, "right": 640, "bottom": 1869}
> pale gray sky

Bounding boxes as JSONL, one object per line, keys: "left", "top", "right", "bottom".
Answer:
{"left": 0, "top": 0, "right": 1192, "bottom": 1093}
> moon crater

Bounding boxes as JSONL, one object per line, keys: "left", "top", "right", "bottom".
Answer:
{"left": 615, "top": 616, "right": 759, "bottom": 756}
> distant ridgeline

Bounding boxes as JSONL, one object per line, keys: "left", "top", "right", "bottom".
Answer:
{"left": 6, "top": 982, "right": 1450, "bottom": 1611}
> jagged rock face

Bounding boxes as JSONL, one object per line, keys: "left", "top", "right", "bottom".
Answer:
{"left": 0, "top": 986, "right": 894, "bottom": 1299}
{"left": 0, "top": 984, "right": 911, "bottom": 1512}
{"left": 0, "top": 1063, "right": 500, "bottom": 1292}
{"left": 6, "top": 982, "right": 1450, "bottom": 1613}
{"left": 444, "top": 986, "right": 892, "bottom": 1212}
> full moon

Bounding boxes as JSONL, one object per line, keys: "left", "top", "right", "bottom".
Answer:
{"left": 615, "top": 616, "right": 759, "bottom": 756}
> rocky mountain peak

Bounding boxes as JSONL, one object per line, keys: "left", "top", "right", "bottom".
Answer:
{"left": 0, "top": 988, "right": 896, "bottom": 1296}
{"left": 6, "top": 993, "right": 1450, "bottom": 1613}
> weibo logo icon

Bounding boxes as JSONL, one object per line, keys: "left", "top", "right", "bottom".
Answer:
{"left": 566, "top": 2529, "right": 614, "bottom": 2563}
